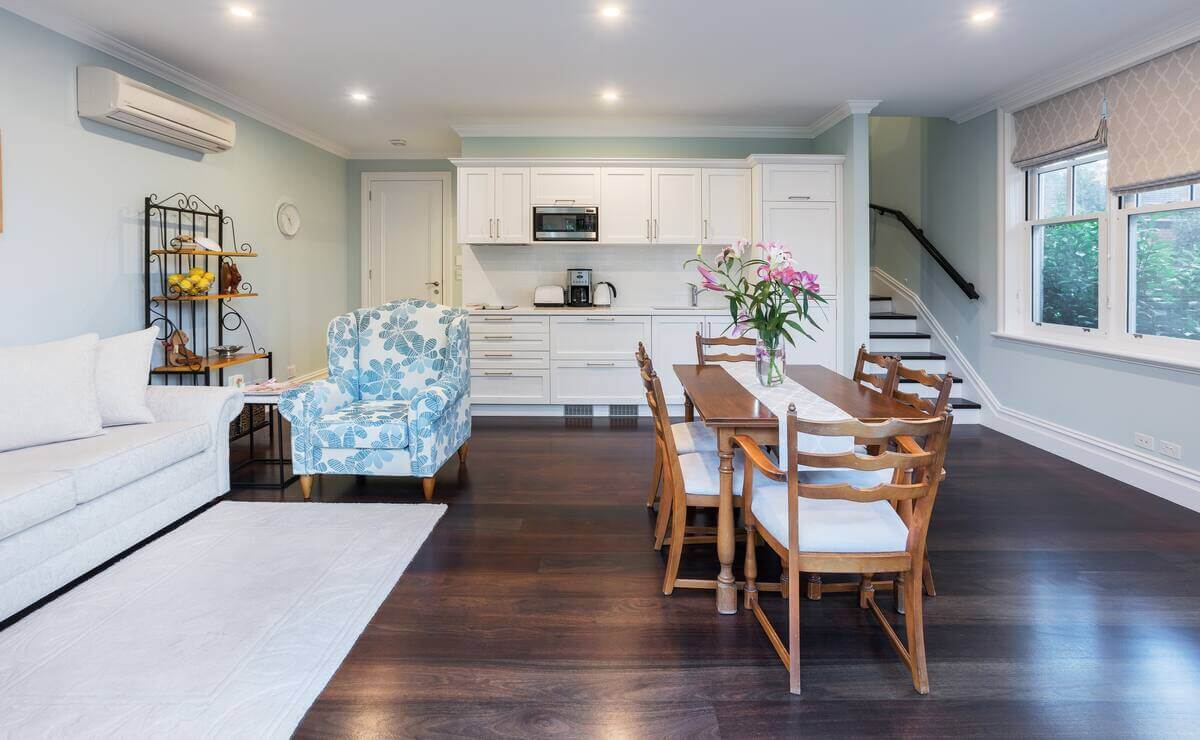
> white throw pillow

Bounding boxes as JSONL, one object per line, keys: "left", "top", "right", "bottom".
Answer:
{"left": 0, "top": 333, "right": 104, "bottom": 452}
{"left": 95, "top": 327, "right": 158, "bottom": 426}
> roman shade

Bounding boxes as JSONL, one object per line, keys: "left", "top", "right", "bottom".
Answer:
{"left": 1012, "top": 40, "right": 1200, "bottom": 194}
{"left": 1011, "top": 81, "right": 1107, "bottom": 169}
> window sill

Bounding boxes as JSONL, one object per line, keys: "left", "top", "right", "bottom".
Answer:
{"left": 990, "top": 331, "right": 1200, "bottom": 375}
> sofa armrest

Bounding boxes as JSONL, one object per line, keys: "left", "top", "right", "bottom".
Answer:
{"left": 145, "top": 385, "right": 244, "bottom": 493}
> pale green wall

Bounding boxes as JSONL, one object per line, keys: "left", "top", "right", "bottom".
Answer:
{"left": 869, "top": 117, "right": 928, "bottom": 291}
{"left": 460, "top": 137, "right": 811, "bottom": 158}
{"left": 0, "top": 8, "right": 349, "bottom": 378}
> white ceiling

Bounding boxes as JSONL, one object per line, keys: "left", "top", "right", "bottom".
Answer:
{"left": 7, "top": 0, "right": 1200, "bottom": 157}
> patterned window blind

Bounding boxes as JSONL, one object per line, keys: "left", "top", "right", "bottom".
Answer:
{"left": 1013, "top": 41, "right": 1200, "bottom": 194}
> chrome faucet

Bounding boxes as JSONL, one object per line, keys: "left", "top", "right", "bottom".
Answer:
{"left": 686, "top": 282, "right": 699, "bottom": 308}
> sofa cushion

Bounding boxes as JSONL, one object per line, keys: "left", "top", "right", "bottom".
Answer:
{"left": 0, "top": 333, "right": 103, "bottom": 452}
{"left": 0, "top": 472, "right": 76, "bottom": 540}
{"left": 0, "top": 421, "right": 209, "bottom": 504}
{"left": 310, "top": 400, "right": 409, "bottom": 450}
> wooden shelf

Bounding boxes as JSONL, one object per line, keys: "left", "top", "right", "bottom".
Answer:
{"left": 151, "top": 292, "right": 258, "bottom": 302}
{"left": 151, "top": 248, "right": 258, "bottom": 257}
{"left": 152, "top": 352, "right": 269, "bottom": 374}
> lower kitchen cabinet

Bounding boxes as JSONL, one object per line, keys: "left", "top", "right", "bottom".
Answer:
{"left": 550, "top": 360, "right": 643, "bottom": 404}
{"left": 470, "top": 369, "right": 551, "bottom": 404}
{"left": 550, "top": 316, "right": 651, "bottom": 360}
{"left": 650, "top": 314, "right": 719, "bottom": 404}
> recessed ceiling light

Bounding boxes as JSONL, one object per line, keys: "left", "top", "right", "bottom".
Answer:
{"left": 970, "top": 8, "right": 996, "bottom": 24}
{"left": 601, "top": 6, "right": 621, "bottom": 18}
{"left": 601, "top": 89, "right": 620, "bottom": 103}
{"left": 350, "top": 91, "right": 370, "bottom": 103}
{"left": 229, "top": 5, "right": 254, "bottom": 18}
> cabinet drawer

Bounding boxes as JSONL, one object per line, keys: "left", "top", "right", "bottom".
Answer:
{"left": 550, "top": 360, "right": 643, "bottom": 404}
{"left": 470, "top": 334, "right": 549, "bottom": 353}
{"left": 530, "top": 167, "right": 602, "bottom": 205}
{"left": 761, "top": 164, "right": 836, "bottom": 202}
{"left": 471, "top": 369, "right": 550, "bottom": 404}
{"left": 470, "top": 351, "right": 549, "bottom": 370}
{"left": 549, "top": 316, "right": 651, "bottom": 360}
{"left": 468, "top": 315, "right": 549, "bottom": 334}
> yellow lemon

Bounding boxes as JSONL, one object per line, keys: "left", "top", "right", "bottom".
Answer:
{"left": 166, "top": 274, "right": 182, "bottom": 286}
{"left": 178, "top": 278, "right": 194, "bottom": 292}
{"left": 202, "top": 271, "right": 215, "bottom": 282}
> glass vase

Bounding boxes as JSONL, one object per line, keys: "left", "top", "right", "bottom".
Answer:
{"left": 756, "top": 338, "right": 786, "bottom": 387}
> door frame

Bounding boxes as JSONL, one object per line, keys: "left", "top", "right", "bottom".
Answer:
{"left": 360, "top": 171, "right": 454, "bottom": 308}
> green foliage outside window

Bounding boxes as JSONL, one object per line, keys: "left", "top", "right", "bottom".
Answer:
{"left": 1130, "top": 208, "right": 1200, "bottom": 341}
{"left": 1036, "top": 219, "right": 1100, "bottom": 328}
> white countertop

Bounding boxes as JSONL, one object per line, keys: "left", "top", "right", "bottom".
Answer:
{"left": 466, "top": 305, "right": 730, "bottom": 316}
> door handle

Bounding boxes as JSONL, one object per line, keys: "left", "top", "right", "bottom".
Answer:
{"left": 787, "top": 195, "right": 811, "bottom": 201}
{"left": 425, "top": 281, "right": 440, "bottom": 287}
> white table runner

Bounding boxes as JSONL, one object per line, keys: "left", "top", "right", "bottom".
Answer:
{"left": 722, "top": 362, "right": 855, "bottom": 460}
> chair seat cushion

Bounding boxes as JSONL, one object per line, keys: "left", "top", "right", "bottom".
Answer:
{"left": 677, "top": 452, "right": 750, "bottom": 497}
{"left": 0, "top": 471, "right": 76, "bottom": 540}
{"left": 0, "top": 421, "right": 209, "bottom": 504}
{"left": 671, "top": 421, "right": 715, "bottom": 454}
{"left": 750, "top": 469, "right": 908, "bottom": 553}
{"left": 311, "top": 400, "right": 410, "bottom": 450}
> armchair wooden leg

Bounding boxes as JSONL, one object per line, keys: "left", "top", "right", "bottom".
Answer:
{"left": 299, "top": 475, "right": 313, "bottom": 500}
{"left": 905, "top": 564, "right": 930, "bottom": 694}
{"left": 457, "top": 442, "right": 469, "bottom": 465}
{"left": 422, "top": 477, "right": 436, "bottom": 501}
{"left": 895, "top": 570, "right": 906, "bottom": 615}
{"left": 652, "top": 491, "right": 672, "bottom": 551}
{"left": 788, "top": 557, "right": 802, "bottom": 695}
{"left": 744, "top": 520, "right": 758, "bottom": 608}
{"left": 806, "top": 574, "right": 823, "bottom": 600}
{"left": 922, "top": 558, "right": 936, "bottom": 596}
{"left": 859, "top": 573, "right": 876, "bottom": 609}
{"left": 662, "top": 497, "right": 686, "bottom": 595}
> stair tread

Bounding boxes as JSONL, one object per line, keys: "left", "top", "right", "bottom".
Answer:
{"left": 869, "top": 295, "right": 891, "bottom": 301}
{"left": 949, "top": 397, "right": 982, "bottom": 409}
{"left": 870, "top": 312, "right": 917, "bottom": 320}
{"left": 899, "top": 376, "right": 962, "bottom": 384}
{"left": 893, "top": 351, "right": 945, "bottom": 359}
{"left": 870, "top": 331, "right": 931, "bottom": 338}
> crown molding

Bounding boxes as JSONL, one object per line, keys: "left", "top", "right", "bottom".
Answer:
{"left": 450, "top": 122, "right": 818, "bottom": 139}
{"left": 1, "top": 0, "right": 351, "bottom": 158}
{"left": 348, "top": 151, "right": 461, "bottom": 161}
{"left": 949, "top": 12, "right": 1200, "bottom": 122}
{"left": 808, "top": 99, "right": 882, "bottom": 138}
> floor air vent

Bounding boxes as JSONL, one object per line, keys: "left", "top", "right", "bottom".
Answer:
{"left": 564, "top": 404, "right": 594, "bottom": 417}
{"left": 609, "top": 404, "right": 638, "bottom": 417}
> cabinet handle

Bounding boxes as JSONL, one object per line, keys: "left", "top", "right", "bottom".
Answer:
{"left": 484, "top": 352, "right": 513, "bottom": 357}
{"left": 482, "top": 316, "right": 513, "bottom": 321}
{"left": 496, "top": 218, "right": 501, "bottom": 236}
{"left": 585, "top": 317, "right": 615, "bottom": 321}
{"left": 488, "top": 218, "right": 494, "bottom": 238}
{"left": 653, "top": 219, "right": 658, "bottom": 238}
{"left": 703, "top": 218, "right": 709, "bottom": 239}
{"left": 554, "top": 199, "right": 576, "bottom": 204}
{"left": 586, "top": 362, "right": 616, "bottom": 367}
{"left": 645, "top": 218, "right": 651, "bottom": 240}
{"left": 787, "top": 195, "right": 811, "bottom": 201}
{"left": 483, "top": 334, "right": 513, "bottom": 339}
{"left": 484, "top": 371, "right": 513, "bottom": 376}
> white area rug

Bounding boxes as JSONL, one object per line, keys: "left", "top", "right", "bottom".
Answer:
{"left": 0, "top": 501, "right": 446, "bottom": 739}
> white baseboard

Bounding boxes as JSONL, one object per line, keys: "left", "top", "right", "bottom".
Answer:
{"left": 872, "top": 266, "right": 1200, "bottom": 514}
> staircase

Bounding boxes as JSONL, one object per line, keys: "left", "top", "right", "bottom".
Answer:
{"left": 868, "top": 292, "right": 982, "bottom": 424}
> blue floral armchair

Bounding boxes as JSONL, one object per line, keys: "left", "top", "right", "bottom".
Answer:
{"left": 279, "top": 299, "right": 471, "bottom": 500}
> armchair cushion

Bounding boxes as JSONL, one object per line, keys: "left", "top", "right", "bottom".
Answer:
{"left": 310, "top": 400, "right": 409, "bottom": 450}
{"left": 750, "top": 473, "right": 908, "bottom": 554}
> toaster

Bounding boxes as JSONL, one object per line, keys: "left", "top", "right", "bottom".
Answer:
{"left": 533, "top": 285, "right": 565, "bottom": 307}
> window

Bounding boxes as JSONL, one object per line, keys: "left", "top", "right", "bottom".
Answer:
{"left": 1126, "top": 202, "right": 1200, "bottom": 342}
{"left": 1027, "top": 152, "right": 1107, "bottom": 331}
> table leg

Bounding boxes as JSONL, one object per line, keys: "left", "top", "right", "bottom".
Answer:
{"left": 716, "top": 428, "right": 737, "bottom": 615}
{"left": 683, "top": 392, "right": 695, "bottom": 422}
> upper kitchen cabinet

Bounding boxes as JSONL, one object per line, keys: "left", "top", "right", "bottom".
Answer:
{"left": 530, "top": 167, "right": 601, "bottom": 205}
{"left": 652, "top": 168, "right": 703, "bottom": 244}
{"left": 600, "top": 168, "right": 652, "bottom": 243}
{"left": 456, "top": 167, "right": 531, "bottom": 244}
{"left": 761, "top": 201, "right": 838, "bottom": 293}
{"left": 760, "top": 163, "right": 837, "bottom": 202}
{"left": 701, "top": 168, "right": 751, "bottom": 245}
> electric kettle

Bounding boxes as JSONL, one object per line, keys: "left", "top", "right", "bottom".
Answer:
{"left": 593, "top": 281, "right": 617, "bottom": 307}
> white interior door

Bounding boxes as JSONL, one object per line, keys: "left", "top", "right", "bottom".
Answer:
{"left": 366, "top": 175, "right": 447, "bottom": 307}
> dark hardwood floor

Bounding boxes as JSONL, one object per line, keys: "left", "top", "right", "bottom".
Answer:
{"left": 227, "top": 419, "right": 1200, "bottom": 739}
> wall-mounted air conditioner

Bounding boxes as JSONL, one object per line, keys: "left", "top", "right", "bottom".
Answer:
{"left": 76, "top": 66, "right": 236, "bottom": 154}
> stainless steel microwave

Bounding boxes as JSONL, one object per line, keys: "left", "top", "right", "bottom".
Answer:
{"left": 533, "top": 206, "right": 598, "bottom": 241}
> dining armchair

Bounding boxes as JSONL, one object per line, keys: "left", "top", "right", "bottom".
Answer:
{"left": 734, "top": 407, "right": 953, "bottom": 695}
{"left": 279, "top": 299, "right": 471, "bottom": 501}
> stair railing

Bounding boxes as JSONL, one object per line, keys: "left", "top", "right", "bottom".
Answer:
{"left": 870, "top": 203, "right": 980, "bottom": 300}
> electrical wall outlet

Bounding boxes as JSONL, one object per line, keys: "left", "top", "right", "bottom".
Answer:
{"left": 1134, "top": 432, "right": 1155, "bottom": 451}
{"left": 1160, "top": 440, "right": 1182, "bottom": 461}
{"left": 286, "top": 364, "right": 296, "bottom": 379}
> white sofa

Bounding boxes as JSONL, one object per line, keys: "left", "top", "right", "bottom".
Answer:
{"left": 0, "top": 385, "right": 244, "bottom": 623}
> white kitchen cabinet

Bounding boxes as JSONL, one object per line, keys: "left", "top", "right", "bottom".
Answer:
{"left": 702, "top": 168, "right": 751, "bottom": 245}
{"left": 551, "top": 360, "right": 643, "bottom": 404}
{"left": 761, "top": 201, "right": 838, "bottom": 295}
{"left": 761, "top": 163, "right": 837, "bottom": 202}
{"left": 530, "top": 167, "right": 601, "bottom": 205}
{"left": 550, "top": 316, "right": 651, "bottom": 360}
{"left": 794, "top": 298, "right": 838, "bottom": 372}
{"left": 456, "top": 167, "right": 530, "bottom": 244}
{"left": 471, "top": 369, "right": 551, "bottom": 404}
{"left": 600, "top": 168, "right": 652, "bottom": 243}
{"left": 494, "top": 167, "right": 531, "bottom": 243}
{"left": 457, "top": 167, "right": 495, "bottom": 244}
{"left": 652, "top": 168, "right": 702, "bottom": 244}
{"left": 651, "top": 315, "right": 708, "bottom": 403}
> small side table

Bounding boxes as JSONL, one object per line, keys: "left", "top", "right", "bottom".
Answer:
{"left": 230, "top": 393, "right": 298, "bottom": 490}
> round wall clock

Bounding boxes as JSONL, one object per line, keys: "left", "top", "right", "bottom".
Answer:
{"left": 276, "top": 201, "right": 301, "bottom": 237}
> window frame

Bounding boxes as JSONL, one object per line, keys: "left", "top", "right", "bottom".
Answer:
{"left": 1115, "top": 195, "right": 1200, "bottom": 351}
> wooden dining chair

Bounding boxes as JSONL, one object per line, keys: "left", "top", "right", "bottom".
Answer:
{"left": 640, "top": 360, "right": 753, "bottom": 595}
{"left": 852, "top": 344, "right": 900, "bottom": 396}
{"left": 636, "top": 343, "right": 717, "bottom": 515}
{"left": 734, "top": 408, "right": 953, "bottom": 695}
{"left": 890, "top": 362, "right": 955, "bottom": 598}
{"left": 695, "top": 331, "right": 756, "bottom": 365}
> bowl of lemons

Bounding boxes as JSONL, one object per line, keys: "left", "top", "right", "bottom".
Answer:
{"left": 166, "top": 267, "right": 216, "bottom": 297}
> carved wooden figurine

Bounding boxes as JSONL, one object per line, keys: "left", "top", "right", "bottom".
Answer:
{"left": 164, "top": 330, "right": 202, "bottom": 367}
{"left": 219, "top": 261, "right": 242, "bottom": 295}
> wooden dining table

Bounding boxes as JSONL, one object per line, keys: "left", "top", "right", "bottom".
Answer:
{"left": 673, "top": 363, "right": 933, "bottom": 615}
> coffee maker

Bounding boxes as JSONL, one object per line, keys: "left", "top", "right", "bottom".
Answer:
{"left": 567, "top": 268, "right": 592, "bottom": 307}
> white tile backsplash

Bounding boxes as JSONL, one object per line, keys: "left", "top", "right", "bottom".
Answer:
{"left": 462, "top": 243, "right": 730, "bottom": 308}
